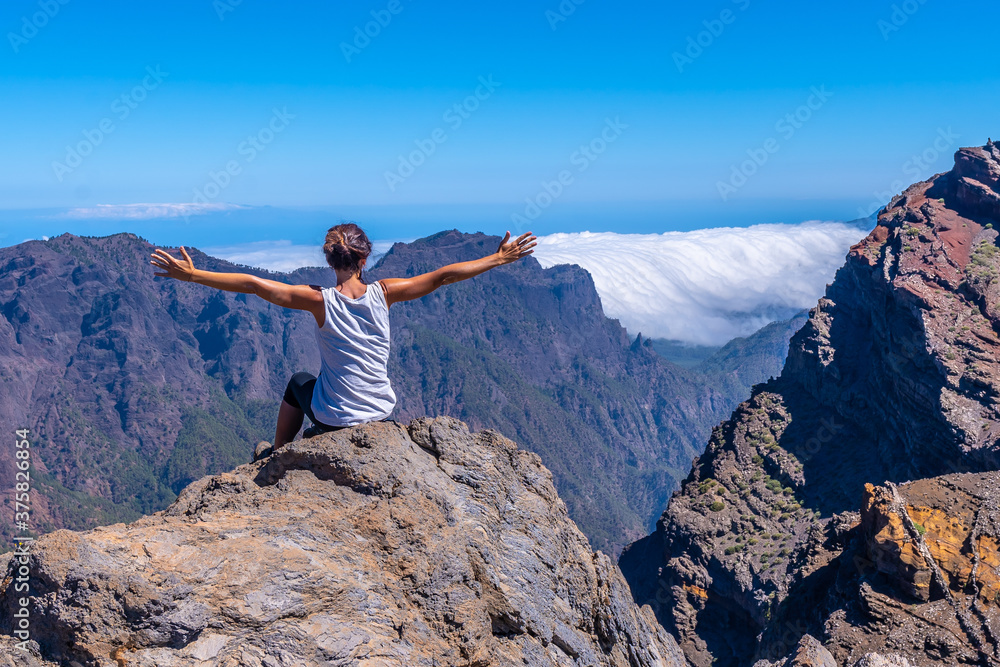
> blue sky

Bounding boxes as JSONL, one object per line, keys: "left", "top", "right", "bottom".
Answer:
{"left": 1, "top": 0, "right": 998, "bottom": 245}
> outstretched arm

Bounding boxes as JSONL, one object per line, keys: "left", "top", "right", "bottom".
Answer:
{"left": 380, "top": 231, "right": 537, "bottom": 307}
{"left": 150, "top": 247, "right": 325, "bottom": 325}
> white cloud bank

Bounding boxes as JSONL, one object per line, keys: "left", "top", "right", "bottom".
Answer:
{"left": 203, "top": 240, "right": 327, "bottom": 273}
{"left": 204, "top": 240, "right": 402, "bottom": 274}
{"left": 59, "top": 203, "right": 246, "bottom": 220}
{"left": 200, "top": 224, "right": 867, "bottom": 346}
{"left": 532, "top": 222, "right": 869, "bottom": 346}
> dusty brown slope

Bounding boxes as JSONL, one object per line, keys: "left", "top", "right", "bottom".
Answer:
{"left": 621, "top": 141, "right": 1000, "bottom": 667}
{"left": 0, "top": 416, "right": 686, "bottom": 667}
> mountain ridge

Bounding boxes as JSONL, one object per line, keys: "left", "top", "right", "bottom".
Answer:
{"left": 620, "top": 140, "right": 1000, "bottom": 666}
{"left": 0, "top": 229, "right": 800, "bottom": 555}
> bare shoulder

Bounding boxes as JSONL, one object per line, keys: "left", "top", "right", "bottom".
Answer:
{"left": 375, "top": 279, "right": 391, "bottom": 306}
{"left": 295, "top": 283, "right": 325, "bottom": 301}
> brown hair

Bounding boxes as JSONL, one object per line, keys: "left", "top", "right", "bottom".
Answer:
{"left": 323, "top": 223, "right": 372, "bottom": 279}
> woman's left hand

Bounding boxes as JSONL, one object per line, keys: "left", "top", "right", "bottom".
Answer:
{"left": 495, "top": 231, "right": 537, "bottom": 264}
{"left": 150, "top": 246, "right": 196, "bottom": 282}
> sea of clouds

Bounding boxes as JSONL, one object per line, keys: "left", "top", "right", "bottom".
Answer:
{"left": 531, "top": 222, "right": 870, "bottom": 346}
{"left": 205, "top": 239, "right": 398, "bottom": 274}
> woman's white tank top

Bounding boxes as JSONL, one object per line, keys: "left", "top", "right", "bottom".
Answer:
{"left": 310, "top": 281, "right": 396, "bottom": 426}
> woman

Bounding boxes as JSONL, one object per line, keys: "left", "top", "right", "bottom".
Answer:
{"left": 150, "top": 223, "right": 537, "bottom": 460}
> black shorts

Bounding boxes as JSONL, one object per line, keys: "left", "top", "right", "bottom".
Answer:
{"left": 283, "top": 372, "right": 337, "bottom": 431}
{"left": 282, "top": 372, "right": 394, "bottom": 432}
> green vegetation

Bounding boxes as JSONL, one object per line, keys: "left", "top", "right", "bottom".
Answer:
{"left": 648, "top": 339, "right": 721, "bottom": 368}
{"left": 967, "top": 240, "right": 1000, "bottom": 286}
{"left": 914, "top": 523, "right": 927, "bottom": 536}
{"left": 710, "top": 501, "right": 725, "bottom": 512}
{"left": 164, "top": 389, "right": 274, "bottom": 494}
{"left": 396, "top": 324, "right": 685, "bottom": 554}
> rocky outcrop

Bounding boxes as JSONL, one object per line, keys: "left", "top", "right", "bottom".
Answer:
{"left": 621, "top": 141, "right": 1000, "bottom": 667}
{"left": 752, "top": 635, "right": 836, "bottom": 667}
{"left": 849, "top": 474, "right": 1000, "bottom": 659}
{"left": 0, "top": 416, "right": 685, "bottom": 667}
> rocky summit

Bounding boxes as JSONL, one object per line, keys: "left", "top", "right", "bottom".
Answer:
{"left": 621, "top": 140, "right": 1000, "bottom": 667}
{"left": 0, "top": 416, "right": 685, "bottom": 667}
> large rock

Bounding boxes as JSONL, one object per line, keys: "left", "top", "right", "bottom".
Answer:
{"left": 752, "top": 635, "right": 837, "bottom": 667}
{"left": 0, "top": 417, "right": 685, "bottom": 667}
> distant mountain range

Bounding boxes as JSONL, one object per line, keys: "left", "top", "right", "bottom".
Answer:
{"left": 0, "top": 229, "right": 802, "bottom": 554}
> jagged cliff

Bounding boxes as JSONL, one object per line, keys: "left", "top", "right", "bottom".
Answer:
{"left": 0, "top": 417, "right": 685, "bottom": 667}
{"left": 621, "top": 141, "right": 1000, "bottom": 667}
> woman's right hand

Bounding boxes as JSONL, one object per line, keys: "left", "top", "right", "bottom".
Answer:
{"left": 495, "top": 231, "right": 537, "bottom": 264}
{"left": 150, "top": 246, "right": 196, "bottom": 282}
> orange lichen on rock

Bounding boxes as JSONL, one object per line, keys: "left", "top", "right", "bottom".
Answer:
{"left": 863, "top": 480, "right": 1000, "bottom": 606}
{"left": 682, "top": 583, "right": 709, "bottom": 600}
{"left": 906, "top": 505, "right": 972, "bottom": 592}
{"left": 973, "top": 535, "right": 1000, "bottom": 603}
{"left": 862, "top": 485, "right": 932, "bottom": 601}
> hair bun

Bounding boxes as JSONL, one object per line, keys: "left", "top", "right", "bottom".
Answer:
{"left": 323, "top": 223, "right": 373, "bottom": 277}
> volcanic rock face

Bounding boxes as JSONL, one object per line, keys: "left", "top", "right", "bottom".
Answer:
{"left": 0, "top": 416, "right": 685, "bottom": 667}
{"left": 621, "top": 141, "right": 1000, "bottom": 667}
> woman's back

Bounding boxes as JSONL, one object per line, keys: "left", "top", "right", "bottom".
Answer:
{"left": 151, "top": 224, "right": 535, "bottom": 455}
{"left": 311, "top": 280, "right": 395, "bottom": 427}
